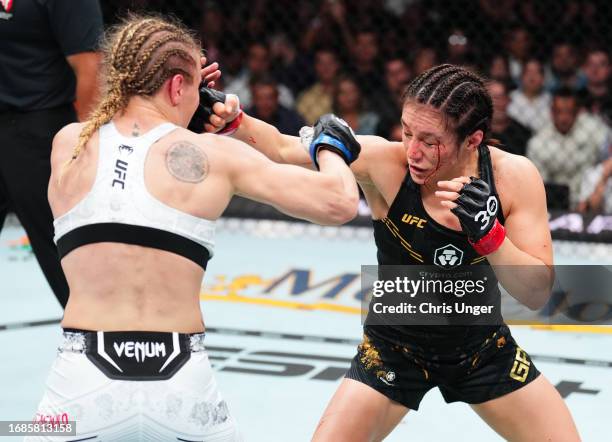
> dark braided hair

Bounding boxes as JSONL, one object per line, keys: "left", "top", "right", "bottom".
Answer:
{"left": 403, "top": 64, "right": 493, "bottom": 145}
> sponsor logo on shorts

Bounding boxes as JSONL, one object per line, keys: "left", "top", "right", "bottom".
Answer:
{"left": 509, "top": 346, "right": 531, "bottom": 382}
{"left": 114, "top": 341, "right": 167, "bottom": 363}
{"left": 379, "top": 370, "right": 396, "bottom": 386}
{"left": 433, "top": 244, "right": 464, "bottom": 268}
{"left": 88, "top": 332, "right": 188, "bottom": 380}
{"left": 33, "top": 413, "right": 69, "bottom": 426}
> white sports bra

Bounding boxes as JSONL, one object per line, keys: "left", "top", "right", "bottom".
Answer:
{"left": 53, "top": 122, "right": 215, "bottom": 269}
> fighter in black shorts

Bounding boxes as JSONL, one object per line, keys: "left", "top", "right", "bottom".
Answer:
{"left": 204, "top": 64, "right": 580, "bottom": 441}
{"left": 346, "top": 132, "right": 538, "bottom": 412}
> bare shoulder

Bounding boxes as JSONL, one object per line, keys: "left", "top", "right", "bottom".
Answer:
{"left": 358, "top": 136, "right": 404, "bottom": 159}
{"left": 353, "top": 136, "right": 405, "bottom": 182}
{"left": 51, "top": 123, "right": 86, "bottom": 166}
{"left": 163, "top": 131, "right": 255, "bottom": 183}
{"left": 52, "top": 122, "right": 85, "bottom": 151}
{"left": 53, "top": 122, "right": 85, "bottom": 144}
{"left": 489, "top": 146, "right": 545, "bottom": 214}
{"left": 490, "top": 146, "right": 543, "bottom": 184}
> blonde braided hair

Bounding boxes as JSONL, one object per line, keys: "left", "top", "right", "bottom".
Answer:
{"left": 66, "top": 14, "right": 200, "bottom": 167}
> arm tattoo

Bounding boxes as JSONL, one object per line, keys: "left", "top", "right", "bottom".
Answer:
{"left": 166, "top": 141, "right": 209, "bottom": 183}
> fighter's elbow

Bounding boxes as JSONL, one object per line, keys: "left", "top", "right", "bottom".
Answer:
{"left": 322, "top": 194, "right": 359, "bottom": 225}
{"left": 517, "top": 284, "right": 553, "bottom": 311}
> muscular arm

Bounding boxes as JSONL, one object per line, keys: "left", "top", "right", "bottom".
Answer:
{"left": 67, "top": 52, "right": 101, "bottom": 121}
{"left": 232, "top": 113, "right": 400, "bottom": 183}
{"left": 218, "top": 136, "right": 359, "bottom": 225}
{"left": 232, "top": 114, "right": 310, "bottom": 166}
{"left": 487, "top": 156, "right": 554, "bottom": 309}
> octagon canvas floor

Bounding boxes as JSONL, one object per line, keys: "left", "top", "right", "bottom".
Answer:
{"left": 1, "top": 219, "right": 611, "bottom": 441}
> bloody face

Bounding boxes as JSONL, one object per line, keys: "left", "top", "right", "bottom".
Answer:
{"left": 401, "top": 103, "right": 461, "bottom": 184}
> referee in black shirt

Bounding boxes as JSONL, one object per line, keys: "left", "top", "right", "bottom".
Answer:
{"left": 0, "top": 0, "right": 103, "bottom": 307}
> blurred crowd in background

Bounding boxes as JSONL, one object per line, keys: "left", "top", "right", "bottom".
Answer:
{"left": 100, "top": 0, "right": 612, "bottom": 213}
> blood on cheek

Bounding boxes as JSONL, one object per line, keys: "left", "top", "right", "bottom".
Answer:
{"left": 423, "top": 143, "right": 443, "bottom": 185}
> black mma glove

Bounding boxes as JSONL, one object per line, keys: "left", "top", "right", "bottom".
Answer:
{"left": 187, "top": 85, "right": 242, "bottom": 134}
{"left": 450, "top": 177, "right": 506, "bottom": 255}
{"left": 309, "top": 114, "right": 361, "bottom": 169}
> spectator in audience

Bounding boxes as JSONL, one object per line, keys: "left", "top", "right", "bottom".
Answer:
{"left": 385, "top": 58, "right": 411, "bottom": 103}
{"left": 296, "top": 48, "right": 340, "bottom": 125}
{"left": 527, "top": 88, "right": 608, "bottom": 208}
{"left": 198, "top": 3, "right": 223, "bottom": 63}
{"left": 579, "top": 47, "right": 612, "bottom": 125}
{"left": 445, "top": 27, "right": 472, "bottom": 66}
{"left": 545, "top": 41, "right": 587, "bottom": 92}
{"left": 469, "top": 0, "right": 519, "bottom": 53}
{"left": 302, "top": 0, "right": 353, "bottom": 54}
{"left": 225, "top": 42, "right": 294, "bottom": 109}
{"left": 373, "top": 57, "right": 411, "bottom": 139}
{"left": 269, "top": 33, "right": 313, "bottom": 95}
{"left": 508, "top": 58, "right": 552, "bottom": 132}
{"left": 348, "top": 29, "right": 384, "bottom": 103}
{"left": 488, "top": 53, "right": 513, "bottom": 85}
{"left": 487, "top": 80, "right": 532, "bottom": 155}
{"left": 332, "top": 74, "right": 380, "bottom": 135}
{"left": 577, "top": 142, "right": 612, "bottom": 214}
{"left": 504, "top": 25, "right": 532, "bottom": 84}
{"left": 247, "top": 75, "right": 305, "bottom": 136}
{"left": 412, "top": 47, "right": 438, "bottom": 77}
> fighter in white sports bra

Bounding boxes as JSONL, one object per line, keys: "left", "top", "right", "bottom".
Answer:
{"left": 30, "top": 15, "right": 359, "bottom": 441}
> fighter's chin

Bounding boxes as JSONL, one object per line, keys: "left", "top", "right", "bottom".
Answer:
{"left": 408, "top": 164, "right": 430, "bottom": 183}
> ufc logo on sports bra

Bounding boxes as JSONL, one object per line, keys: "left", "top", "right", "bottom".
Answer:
{"left": 474, "top": 196, "right": 498, "bottom": 230}
{"left": 114, "top": 341, "right": 167, "bottom": 363}
{"left": 112, "top": 159, "right": 129, "bottom": 189}
{"left": 401, "top": 214, "right": 427, "bottom": 228}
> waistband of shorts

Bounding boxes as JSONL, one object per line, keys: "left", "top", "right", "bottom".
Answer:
{"left": 364, "top": 324, "right": 507, "bottom": 353}
{"left": 59, "top": 328, "right": 206, "bottom": 354}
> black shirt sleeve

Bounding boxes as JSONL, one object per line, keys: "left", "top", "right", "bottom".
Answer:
{"left": 42, "top": 0, "right": 104, "bottom": 56}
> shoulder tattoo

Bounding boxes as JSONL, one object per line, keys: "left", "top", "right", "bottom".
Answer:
{"left": 165, "top": 141, "right": 209, "bottom": 183}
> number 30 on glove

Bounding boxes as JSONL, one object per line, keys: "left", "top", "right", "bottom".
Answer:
{"left": 451, "top": 177, "right": 506, "bottom": 255}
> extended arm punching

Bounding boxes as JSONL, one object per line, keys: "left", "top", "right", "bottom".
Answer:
{"left": 214, "top": 135, "right": 359, "bottom": 226}
{"left": 188, "top": 86, "right": 395, "bottom": 182}
{"left": 188, "top": 88, "right": 362, "bottom": 225}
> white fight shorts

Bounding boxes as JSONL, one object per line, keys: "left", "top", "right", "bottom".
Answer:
{"left": 27, "top": 329, "right": 242, "bottom": 441}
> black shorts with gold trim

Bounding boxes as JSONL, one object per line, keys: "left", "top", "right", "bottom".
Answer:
{"left": 345, "top": 325, "right": 540, "bottom": 410}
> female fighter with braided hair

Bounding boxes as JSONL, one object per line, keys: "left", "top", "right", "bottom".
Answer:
{"left": 204, "top": 64, "right": 580, "bottom": 441}
{"left": 32, "top": 14, "right": 360, "bottom": 441}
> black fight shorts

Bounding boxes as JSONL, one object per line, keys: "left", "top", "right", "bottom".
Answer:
{"left": 346, "top": 325, "right": 540, "bottom": 410}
